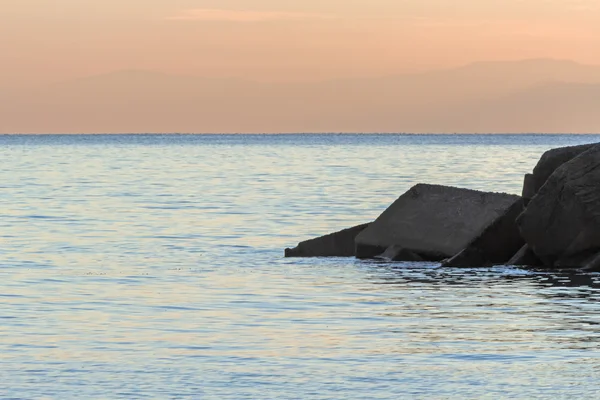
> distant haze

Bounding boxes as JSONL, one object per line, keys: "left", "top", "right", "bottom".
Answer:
{"left": 2, "top": 0, "right": 600, "bottom": 133}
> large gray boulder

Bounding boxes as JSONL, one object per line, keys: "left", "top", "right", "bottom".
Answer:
{"left": 529, "top": 143, "right": 596, "bottom": 195}
{"left": 517, "top": 144, "right": 600, "bottom": 267}
{"left": 285, "top": 223, "right": 370, "bottom": 257}
{"left": 442, "top": 198, "right": 525, "bottom": 267}
{"left": 355, "top": 184, "right": 520, "bottom": 260}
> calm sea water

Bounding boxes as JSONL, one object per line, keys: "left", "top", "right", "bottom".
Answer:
{"left": 2, "top": 134, "right": 600, "bottom": 399}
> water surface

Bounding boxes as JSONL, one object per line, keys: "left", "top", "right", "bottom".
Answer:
{"left": 2, "top": 134, "right": 600, "bottom": 398}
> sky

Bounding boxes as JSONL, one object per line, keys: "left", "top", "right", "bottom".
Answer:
{"left": 2, "top": 0, "right": 600, "bottom": 86}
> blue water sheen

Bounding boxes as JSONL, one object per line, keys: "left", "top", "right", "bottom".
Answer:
{"left": 2, "top": 134, "right": 600, "bottom": 399}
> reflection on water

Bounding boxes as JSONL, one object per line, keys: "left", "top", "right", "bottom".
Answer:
{"left": 1, "top": 134, "right": 600, "bottom": 399}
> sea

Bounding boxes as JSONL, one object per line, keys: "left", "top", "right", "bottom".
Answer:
{"left": 2, "top": 133, "right": 600, "bottom": 399}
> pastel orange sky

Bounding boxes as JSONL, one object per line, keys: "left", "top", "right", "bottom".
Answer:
{"left": 2, "top": 0, "right": 600, "bottom": 86}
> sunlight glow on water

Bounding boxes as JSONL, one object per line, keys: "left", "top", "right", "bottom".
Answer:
{"left": 2, "top": 134, "right": 600, "bottom": 398}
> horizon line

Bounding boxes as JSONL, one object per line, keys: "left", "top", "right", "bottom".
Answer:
{"left": 2, "top": 132, "right": 600, "bottom": 136}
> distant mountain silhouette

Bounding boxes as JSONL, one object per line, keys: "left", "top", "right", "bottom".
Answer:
{"left": 1, "top": 59, "right": 600, "bottom": 133}
{"left": 442, "top": 82, "right": 600, "bottom": 133}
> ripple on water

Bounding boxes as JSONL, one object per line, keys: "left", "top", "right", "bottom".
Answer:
{"left": 2, "top": 134, "right": 600, "bottom": 398}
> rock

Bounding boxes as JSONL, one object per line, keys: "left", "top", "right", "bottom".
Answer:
{"left": 355, "top": 184, "right": 520, "bottom": 260}
{"left": 583, "top": 252, "right": 600, "bottom": 272}
{"left": 553, "top": 250, "right": 600, "bottom": 269}
{"left": 442, "top": 198, "right": 525, "bottom": 267}
{"left": 530, "top": 143, "right": 596, "bottom": 194}
{"left": 375, "top": 245, "right": 424, "bottom": 262}
{"left": 285, "top": 223, "right": 370, "bottom": 257}
{"left": 522, "top": 174, "right": 536, "bottom": 201}
{"left": 517, "top": 144, "right": 600, "bottom": 267}
{"left": 506, "top": 244, "right": 541, "bottom": 267}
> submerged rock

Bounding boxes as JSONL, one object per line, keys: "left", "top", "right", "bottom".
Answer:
{"left": 374, "top": 245, "right": 424, "bottom": 262}
{"left": 517, "top": 144, "right": 600, "bottom": 268}
{"left": 355, "top": 184, "right": 520, "bottom": 260}
{"left": 443, "top": 198, "right": 525, "bottom": 268}
{"left": 285, "top": 223, "right": 370, "bottom": 258}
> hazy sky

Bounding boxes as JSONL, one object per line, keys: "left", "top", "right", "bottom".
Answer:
{"left": 2, "top": 0, "right": 600, "bottom": 86}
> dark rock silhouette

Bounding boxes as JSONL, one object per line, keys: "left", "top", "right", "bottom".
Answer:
{"left": 518, "top": 144, "right": 600, "bottom": 268}
{"left": 530, "top": 143, "right": 595, "bottom": 195}
{"left": 442, "top": 198, "right": 525, "bottom": 267}
{"left": 355, "top": 184, "right": 519, "bottom": 260}
{"left": 285, "top": 223, "right": 370, "bottom": 258}
{"left": 285, "top": 141, "right": 600, "bottom": 271}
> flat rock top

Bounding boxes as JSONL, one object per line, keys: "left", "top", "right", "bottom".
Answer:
{"left": 356, "top": 184, "right": 520, "bottom": 257}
